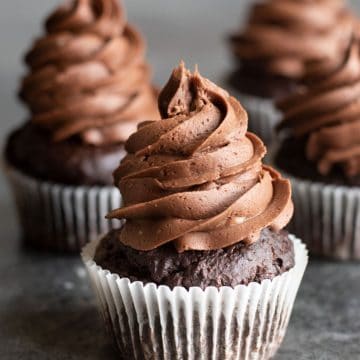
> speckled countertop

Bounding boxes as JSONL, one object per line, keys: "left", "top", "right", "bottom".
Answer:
{"left": 1, "top": 1, "right": 360, "bottom": 359}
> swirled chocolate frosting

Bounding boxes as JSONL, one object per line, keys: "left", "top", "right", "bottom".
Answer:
{"left": 278, "top": 39, "right": 360, "bottom": 178}
{"left": 230, "top": 0, "right": 353, "bottom": 79}
{"left": 19, "top": 0, "right": 159, "bottom": 145}
{"left": 107, "top": 63, "right": 293, "bottom": 252}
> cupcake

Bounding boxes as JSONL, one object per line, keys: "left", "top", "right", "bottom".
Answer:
{"left": 228, "top": 0, "right": 353, "bottom": 144}
{"left": 274, "top": 37, "right": 360, "bottom": 259}
{"left": 4, "top": 0, "right": 159, "bottom": 252}
{"left": 82, "top": 63, "right": 308, "bottom": 359}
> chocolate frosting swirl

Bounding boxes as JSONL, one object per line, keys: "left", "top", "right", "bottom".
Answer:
{"left": 19, "top": 0, "right": 159, "bottom": 145}
{"left": 277, "top": 38, "right": 360, "bottom": 177}
{"left": 107, "top": 63, "right": 293, "bottom": 252}
{"left": 230, "top": 0, "right": 353, "bottom": 79}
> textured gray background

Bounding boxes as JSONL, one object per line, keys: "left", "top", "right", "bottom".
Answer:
{"left": 1, "top": 1, "right": 360, "bottom": 359}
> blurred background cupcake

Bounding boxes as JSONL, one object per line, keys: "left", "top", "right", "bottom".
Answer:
{"left": 82, "top": 63, "right": 308, "bottom": 359}
{"left": 274, "top": 36, "right": 360, "bottom": 260}
{"left": 228, "top": 0, "right": 354, "bottom": 145}
{"left": 4, "top": 0, "right": 159, "bottom": 252}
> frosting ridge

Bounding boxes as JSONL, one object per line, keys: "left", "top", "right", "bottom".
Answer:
{"left": 277, "top": 38, "right": 360, "bottom": 177}
{"left": 230, "top": 0, "right": 353, "bottom": 79}
{"left": 20, "top": 0, "right": 159, "bottom": 145}
{"left": 108, "top": 63, "right": 293, "bottom": 252}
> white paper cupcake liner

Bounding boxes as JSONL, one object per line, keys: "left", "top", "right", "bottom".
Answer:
{"left": 283, "top": 173, "right": 360, "bottom": 260}
{"left": 236, "top": 92, "right": 280, "bottom": 146}
{"left": 82, "top": 235, "right": 308, "bottom": 360}
{"left": 4, "top": 165, "right": 122, "bottom": 252}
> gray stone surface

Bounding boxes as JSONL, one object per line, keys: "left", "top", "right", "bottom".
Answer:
{"left": 1, "top": 1, "right": 360, "bottom": 359}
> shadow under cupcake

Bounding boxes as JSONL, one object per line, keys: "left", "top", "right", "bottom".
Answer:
{"left": 3, "top": 0, "right": 159, "bottom": 252}
{"left": 82, "top": 63, "right": 308, "bottom": 359}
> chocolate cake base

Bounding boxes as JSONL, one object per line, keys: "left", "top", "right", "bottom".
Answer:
{"left": 94, "top": 227, "right": 295, "bottom": 289}
{"left": 275, "top": 137, "right": 360, "bottom": 187}
{"left": 228, "top": 64, "right": 298, "bottom": 100}
{"left": 5, "top": 122, "right": 126, "bottom": 186}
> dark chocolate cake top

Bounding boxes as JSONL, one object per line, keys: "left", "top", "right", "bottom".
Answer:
{"left": 94, "top": 227, "right": 295, "bottom": 289}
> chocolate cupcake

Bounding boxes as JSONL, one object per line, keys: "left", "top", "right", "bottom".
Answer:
{"left": 82, "top": 63, "right": 308, "bottom": 359}
{"left": 274, "top": 37, "right": 360, "bottom": 259}
{"left": 4, "top": 0, "right": 159, "bottom": 252}
{"left": 228, "top": 0, "right": 353, "bottom": 144}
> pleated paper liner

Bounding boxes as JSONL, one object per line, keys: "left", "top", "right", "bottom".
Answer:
{"left": 285, "top": 174, "right": 360, "bottom": 260}
{"left": 268, "top": 142, "right": 360, "bottom": 260}
{"left": 5, "top": 164, "right": 122, "bottom": 253}
{"left": 82, "top": 235, "right": 308, "bottom": 360}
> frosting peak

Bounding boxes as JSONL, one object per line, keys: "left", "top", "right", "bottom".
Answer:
{"left": 230, "top": 0, "right": 353, "bottom": 79}
{"left": 20, "top": 0, "right": 159, "bottom": 145}
{"left": 45, "top": 0, "right": 124, "bottom": 39}
{"left": 277, "top": 38, "right": 360, "bottom": 178}
{"left": 108, "top": 63, "right": 293, "bottom": 252}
